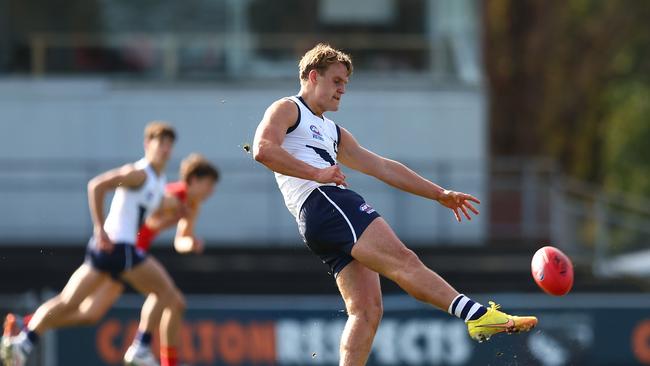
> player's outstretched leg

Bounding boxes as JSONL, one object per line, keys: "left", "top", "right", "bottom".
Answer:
{"left": 1, "top": 280, "right": 122, "bottom": 366}
{"left": 1, "top": 264, "right": 109, "bottom": 366}
{"left": 62, "top": 280, "right": 124, "bottom": 327}
{"left": 350, "top": 217, "right": 537, "bottom": 342}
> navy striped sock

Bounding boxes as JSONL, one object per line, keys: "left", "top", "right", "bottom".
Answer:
{"left": 448, "top": 294, "right": 487, "bottom": 322}
{"left": 26, "top": 330, "right": 39, "bottom": 345}
{"left": 135, "top": 331, "right": 152, "bottom": 346}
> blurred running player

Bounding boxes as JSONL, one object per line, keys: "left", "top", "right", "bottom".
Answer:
{"left": 253, "top": 44, "right": 537, "bottom": 365}
{"left": 124, "top": 153, "right": 218, "bottom": 366}
{"left": 0, "top": 122, "right": 186, "bottom": 366}
{"left": 2, "top": 153, "right": 219, "bottom": 366}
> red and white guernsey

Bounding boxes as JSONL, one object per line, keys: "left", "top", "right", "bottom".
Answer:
{"left": 136, "top": 181, "right": 188, "bottom": 251}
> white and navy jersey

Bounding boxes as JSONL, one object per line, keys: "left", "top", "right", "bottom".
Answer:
{"left": 103, "top": 158, "right": 166, "bottom": 245}
{"left": 275, "top": 95, "right": 342, "bottom": 218}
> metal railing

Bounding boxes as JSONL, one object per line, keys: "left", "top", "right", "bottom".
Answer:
{"left": 549, "top": 177, "right": 650, "bottom": 278}
{"left": 25, "top": 31, "right": 472, "bottom": 83}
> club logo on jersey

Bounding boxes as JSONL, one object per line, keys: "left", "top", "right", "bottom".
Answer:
{"left": 310, "top": 125, "right": 324, "bottom": 141}
{"left": 359, "top": 203, "right": 376, "bottom": 214}
{"left": 145, "top": 191, "right": 154, "bottom": 202}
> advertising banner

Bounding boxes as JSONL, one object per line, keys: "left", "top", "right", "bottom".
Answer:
{"left": 53, "top": 294, "right": 650, "bottom": 366}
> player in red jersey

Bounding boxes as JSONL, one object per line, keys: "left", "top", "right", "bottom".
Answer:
{"left": 125, "top": 153, "right": 218, "bottom": 366}
{"left": 2, "top": 153, "right": 219, "bottom": 366}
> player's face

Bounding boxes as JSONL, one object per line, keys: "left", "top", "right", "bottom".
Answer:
{"left": 315, "top": 62, "right": 348, "bottom": 112}
{"left": 188, "top": 176, "right": 216, "bottom": 202}
{"left": 145, "top": 136, "right": 174, "bottom": 165}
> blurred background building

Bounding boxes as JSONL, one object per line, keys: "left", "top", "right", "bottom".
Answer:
{"left": 0, "top": 0, "right": 649, "bottom": 365}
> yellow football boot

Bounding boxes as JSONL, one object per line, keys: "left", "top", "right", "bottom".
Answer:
{"left": 466, "top": 301, "right": 538, "bottom": 342}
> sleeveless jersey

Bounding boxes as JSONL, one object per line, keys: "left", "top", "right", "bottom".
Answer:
{"left": 136, "top": 181, "right": 188, "bottom": 252}
{"left": 103, "top": 158, "right": 166, "bottom": 245}
{"left": 274, "top": 95, "right": 341, "bottom": 218}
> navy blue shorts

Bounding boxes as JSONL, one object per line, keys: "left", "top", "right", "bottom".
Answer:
{"left": 84, "top": 237, "right": 147, "bottom": 279}
{"left": 298, "top": 186, "right": 381, "bottom": 278}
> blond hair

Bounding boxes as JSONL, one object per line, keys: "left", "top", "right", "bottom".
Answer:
{"left": 144, "top": 121, "right": 176, "bottom": 142}
{"left": 299, "top": 43, "right": 353, "bottom": 81}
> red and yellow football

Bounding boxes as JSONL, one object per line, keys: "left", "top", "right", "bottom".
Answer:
{"left": 531, "top": 246, "right": 574, "bottom": 296}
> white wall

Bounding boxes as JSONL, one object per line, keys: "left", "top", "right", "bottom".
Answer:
{"left": 0, "top": 79, "right": 486, "bottom": 246}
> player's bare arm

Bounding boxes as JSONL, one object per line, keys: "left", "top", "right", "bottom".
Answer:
{"left": 337, "top": 126, "right": 479, "bottom": 222}
{"left": 253, "top": 99, "right": 347, "bottom": 186}
{"left": 87, "top": 165, "right": 147, "bottom": 251}
{"left": 172, "top": 203, "right": 202, "bottom": 253}
{"left": 145, "top": 195, "right": 184, "bottom": 231}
